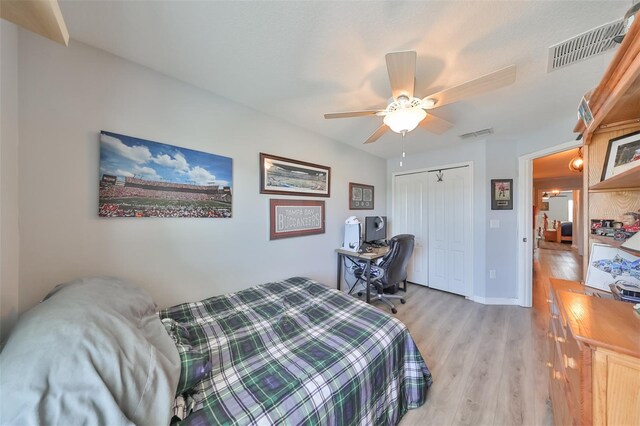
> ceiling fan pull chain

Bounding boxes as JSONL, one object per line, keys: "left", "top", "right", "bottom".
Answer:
{"left": 400, "top": 131, "right": 406, "bottom": 167}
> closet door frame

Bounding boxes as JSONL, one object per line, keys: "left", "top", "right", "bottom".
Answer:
{"left": 391, "top": 161, "right": 474, "bottom": 297}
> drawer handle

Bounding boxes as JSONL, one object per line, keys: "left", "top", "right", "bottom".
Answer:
{"left": 552, "top": 314, "right": 559, "bottom": 319}
{"left": 552, "top": 369, "right": 563, "bottom": 380}
{"left": 546, "top": 361, "right": 552, "bottom": 368}
{"left": 555, "top": 336, "right": 565, "bottom": 343}
{"left": 565, "top": 356, "right": 576, "bottom": 369}
{"left": 547, "top": 299, "right": 553, "bottom": 303}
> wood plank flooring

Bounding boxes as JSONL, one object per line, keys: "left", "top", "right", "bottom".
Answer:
{"left": 393, "top": 246, "right": 582, "bottom": 425}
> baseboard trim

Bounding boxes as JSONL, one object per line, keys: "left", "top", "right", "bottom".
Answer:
{"left": 469, "top": 296, "right": 521, "bottom": 305}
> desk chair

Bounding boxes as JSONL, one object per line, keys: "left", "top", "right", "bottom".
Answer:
{"left": 356, "top": 234, "right": 415, "bottom": 314}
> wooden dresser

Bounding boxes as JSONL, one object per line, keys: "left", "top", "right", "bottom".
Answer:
{"left": 548, "top": 278, "right": 640, "bottom": 425}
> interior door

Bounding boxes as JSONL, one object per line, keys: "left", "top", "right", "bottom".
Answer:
{"left": 393, "top": 172, "right": 428, "bottom": 286}
{"left": 427, "top": 167, "right": 472, "bottom": 296}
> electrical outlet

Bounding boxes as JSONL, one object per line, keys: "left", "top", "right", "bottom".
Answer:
{"left": 489, "top": 270, "right": 496, "bottom": 279}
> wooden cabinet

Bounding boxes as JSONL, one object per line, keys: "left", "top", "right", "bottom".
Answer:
{"left": 548, "top": 278, "right": 640, "bottom": 425}
{"left": 575, "top": 14, "right": 640, "bottom": 271}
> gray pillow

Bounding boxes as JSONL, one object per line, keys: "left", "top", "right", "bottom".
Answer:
{"left": 0, "top": 277, "right": 180, "bottom": 426}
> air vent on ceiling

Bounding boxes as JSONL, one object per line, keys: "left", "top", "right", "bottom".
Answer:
{"left": 547, "top": 20, "right": 624, "bottom": 72}
{"left": 459, "top": 128, "right": 494, "bottom": 139}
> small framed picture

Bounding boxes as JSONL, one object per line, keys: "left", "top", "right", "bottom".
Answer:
{"left": 601, "top": 130, "right": 640, "bottom": 181}
{"left": 577, "top": 96, "right": 593, "bottom": 129}
{"left": 540, "top": 201, "right": 549, "bottom": 211}
{"left": 349, "top": 183, "right": 374, "bottom": 210}
{"left": 491, "top": 179, "right": 513, "bottom": 210}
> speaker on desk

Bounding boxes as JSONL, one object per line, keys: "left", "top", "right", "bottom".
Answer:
{"left": 343, "top": 219, "right": 361, "bottom": 252}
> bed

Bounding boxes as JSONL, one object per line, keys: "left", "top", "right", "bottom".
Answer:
{"left": 0, "top": 276, "right": 432, "bottom": 425}
{"left": 543, "top": 221, "right": 572, "bottom": 243}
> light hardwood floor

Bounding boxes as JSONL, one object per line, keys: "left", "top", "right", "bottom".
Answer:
{"left": 395, "top": 246, "right": 582, "bottom": 425}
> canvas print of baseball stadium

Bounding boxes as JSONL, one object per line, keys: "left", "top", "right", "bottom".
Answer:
{"left": 99, "top": 131, "right": 232, "bottom": 218}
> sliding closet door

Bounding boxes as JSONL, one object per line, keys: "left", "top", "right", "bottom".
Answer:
{"left": 393, "top": 172, "right": 428, "bottom": 286}
{"left": 427, "top": 167, "right": 472, "bottom": 296}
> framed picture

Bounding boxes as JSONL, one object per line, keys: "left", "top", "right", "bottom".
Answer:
{"left": 260, "top": 153, "right": 330, "bottom": 197}
{"left": 98, "top": 131, "right": 232, "bottom": 218}
{"left": 491, "top": 179, "right": 513, "bottom": 210}
{"left": 540, "top": 201, "right": 549, "bottom": 211}
{"left": 269, "top": 199, "right": 325, "bottom": 240}
{"left": 585, "top": 243, "right": 640, "bottom": 291}
{"left": 577, "top": 96, "right": 593, "bottom": 129}
{"left": 601, "top": 130, "right": 640, "bottom": 181}
{"left": 349, "top": 182, "right": 374, "bottom": 210}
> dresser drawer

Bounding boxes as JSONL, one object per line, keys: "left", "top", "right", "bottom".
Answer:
{"left": 549, "top": 338, "right": 579, "bottom": 426}
{"left": 561, "top": 329, "right": 591, "bottom": 424}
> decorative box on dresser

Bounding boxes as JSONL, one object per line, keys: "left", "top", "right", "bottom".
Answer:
{"left": 548, "top": 278, "right": 640, "bottom": 425}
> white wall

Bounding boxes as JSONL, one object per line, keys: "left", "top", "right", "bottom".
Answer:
{"left": 16, "top": 31, "right": 387, "bottom": 312}
{"left": 387, "top": 118, "right": 585, "bottom": 302}
{"left": 546, "top": 192, "right": 572, "bottom": 223}
{"left": 0, "top": 21, "right": 20, "bottom": 344}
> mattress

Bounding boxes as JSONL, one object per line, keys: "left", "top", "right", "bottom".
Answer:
{"left": 160, "top": 276, "right": 432, "bottom": 425}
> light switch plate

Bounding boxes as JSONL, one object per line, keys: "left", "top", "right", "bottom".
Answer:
{"left": 490, "top": 219, "right": 500, "bottom": 228}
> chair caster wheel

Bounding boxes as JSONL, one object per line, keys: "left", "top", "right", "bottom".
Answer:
{"left": 357, "top": 292, "right": 362, "bottom": 297}
{"left": 400, "top": 299, "right": 406, "bottom": 304}
{"left": 391, "top": 308, "right": 398, "bottom": 314}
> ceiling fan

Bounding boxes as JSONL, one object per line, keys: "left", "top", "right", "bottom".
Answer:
{"left": 324, "top": 51, "right": 517, "bottom": 144}
{"left": 542, "top": 190, "right": 568, "bottom": 199}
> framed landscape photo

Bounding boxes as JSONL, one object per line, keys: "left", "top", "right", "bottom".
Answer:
{"left": 491, "top": 179, "right": 513, "bottom": 210}
{"left": 260, "top": 153, "right": 330, "bottom": 197}
{"left": 269, "top": 199, "right": 325, "bottom": 240}
{"left": 349, "top": 182, "right": 374, "bottom": 210}
{"left": 601, "top": 130, "right": 640, "bottom": 181}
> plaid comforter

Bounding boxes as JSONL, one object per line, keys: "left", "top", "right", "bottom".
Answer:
{"left": 160, "top": 277, "right": 432, "bottom": 426}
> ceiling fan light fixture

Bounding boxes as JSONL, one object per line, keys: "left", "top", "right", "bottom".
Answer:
{"left": 421, "top": 98, "right": 437, "bottom": 109}
{"left": 383, "top": 107, "right": 427, "bottom": 133}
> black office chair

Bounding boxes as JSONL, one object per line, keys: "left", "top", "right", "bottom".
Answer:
{"left": 356, "top": 234, "right": 415, "bottom": 314}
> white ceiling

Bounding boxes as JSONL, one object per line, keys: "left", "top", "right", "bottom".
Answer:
{"left": 58, "top": 1, "right": 631, "bottom": 159}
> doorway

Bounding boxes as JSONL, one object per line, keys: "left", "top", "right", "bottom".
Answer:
{"left": 517, "top": 141, "right": 582, "bottom": 307}
{"left": 392, "top": 163, "right": 473, "bottom": 297}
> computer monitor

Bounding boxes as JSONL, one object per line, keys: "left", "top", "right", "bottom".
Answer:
{"left": 364, "top": 216, "right": 387, "bottom": 244}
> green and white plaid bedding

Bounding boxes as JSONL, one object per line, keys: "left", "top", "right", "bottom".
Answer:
{"left": 160, "top": 277, "right": 432, "bottom": 426}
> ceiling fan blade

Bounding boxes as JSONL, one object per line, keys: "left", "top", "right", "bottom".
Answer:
{"left": 363, "top": 125, "right": 389, "bottom": 144}
{"left": 419, "top": 113, "right": 453, "bottom": 135}
{"left": 324, "top": 110, "right": 383, "bottom": 119}
{"left": 386, "top": 51, "right": 416, "bottom": 100}
{"left": 423, "top": 64, "right": 516, "bottom": 108}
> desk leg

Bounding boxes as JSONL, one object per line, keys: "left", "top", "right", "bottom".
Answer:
{"left": 365, "top": 259, "right": 371, "bottom": 303}
{"left": 336, "top": 254, "right": 342, "bottom": 291}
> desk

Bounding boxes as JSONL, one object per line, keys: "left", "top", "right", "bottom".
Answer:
{"left": 336, "top": 247, "right": 387, "bottom": 303}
